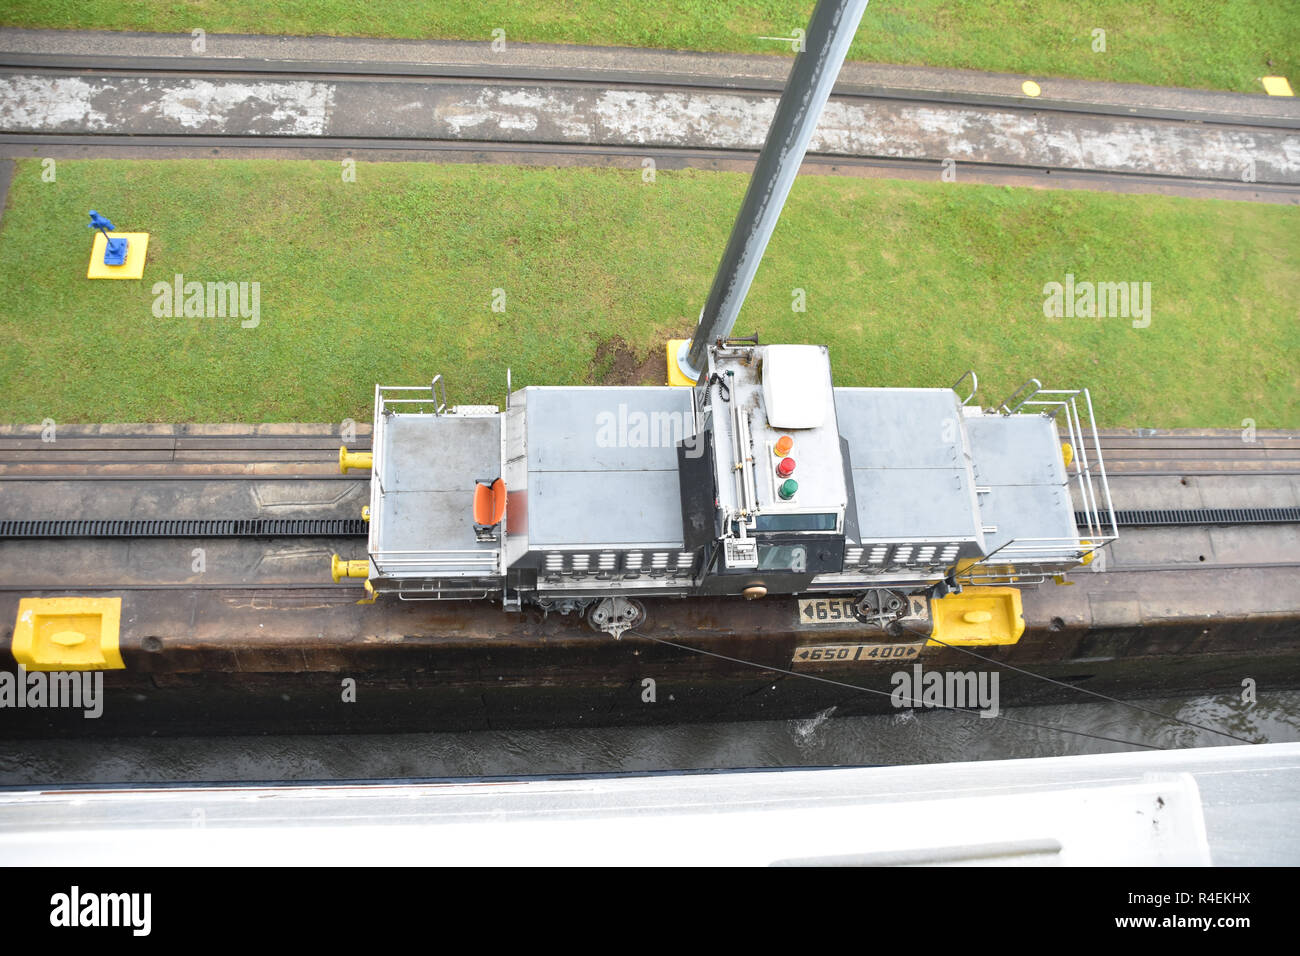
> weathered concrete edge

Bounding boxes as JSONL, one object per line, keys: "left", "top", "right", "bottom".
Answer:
{"left": 1, "top": 27, "right": 1294, "bottom": 124}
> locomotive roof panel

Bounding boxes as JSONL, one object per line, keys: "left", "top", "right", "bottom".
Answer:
{"left": 965, "top": 414, "right": 1071, "bottom": 487}
{"left": 528, "top": 471, "right": 686, "bottom": 547}
{"left": 370, "top": 411, "right": 503, "bottom": 575}
{"left": 521, "top": 387, "right": 690, "bottom": 549}
{"left": 524, "top": 387, "right": 694, "bottom": 473}
{"left": 966, "top": 413, "right": 1080, "bottom": 562}
{"left": 834, "top": 387, "right": 983, "bottom": 546}
{"left": 975, "top": 481, "right": 1079, "bottom": 560}
{"left": 833, "top": 388, "right": 970, "bottom": 470}
{"left": 380, "top": 414, "right": 501, "bottom": 492}
{"left": 375, "top": 489, "right": 498, "bottom": 555}
{"left": 847, "top": 466, "right": 984, "bottom": 543}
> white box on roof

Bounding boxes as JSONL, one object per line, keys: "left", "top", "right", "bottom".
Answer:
{"left": 762, "top": 345, "right": 831, "bottom": 429}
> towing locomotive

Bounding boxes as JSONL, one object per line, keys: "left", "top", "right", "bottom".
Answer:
{"left": 334, "top": 341, "right": 1115, "bottom": 640}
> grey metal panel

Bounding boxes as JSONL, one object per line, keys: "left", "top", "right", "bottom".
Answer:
{"left": 966, "top": 414, "right": 1067, "bottom": 486}
{"left": 834, "top": 388, "right": 967, "bottom": 469}
{"left": 525, "top": 387, "right": 693, "bottom": 473}
{"left": 529, "top": 471, "right": 685, "bottom": 547}
{"left": 851, "top": 468, "right": 983, "bottom": 541}
{"left": 369, "top": 411, "right": 503, "bottom": 577}
{"left": 978, "top": 483, "right": 1079, "bottom": 556}
{"left": 833, "top": 388, "right": 981, "bottom": 545}
{"left": 502, "top": 402, "right": 531, "bottom": 567}
{"left": 381, "top": 414, "right": 501, "bottom": 492}
{"left": 965, "top": 414, "right": 1077, "bottom": 560}
{"left": 374, "top": 490, "right": 495, "bottom": 554}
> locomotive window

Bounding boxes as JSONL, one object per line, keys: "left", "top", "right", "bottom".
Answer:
{"left": 755, "top": 513, "right": 837, "bottom": 532}
{"left": 758, "top": 545, "right": 809, "bottom": 571}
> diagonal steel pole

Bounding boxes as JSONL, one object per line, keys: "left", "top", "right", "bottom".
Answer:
{"left": 678, "top": 0, "right": 869, "bottom": 380}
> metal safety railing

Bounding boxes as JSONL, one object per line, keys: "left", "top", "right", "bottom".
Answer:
{"left": 371, "top": 548, "right": 500, "bottom": 578}
{"left": 376, "top": 383, "right": 448, "bottom": 417}
{"left": 951, "top": 369, "right": 978, "bottom": 406}
{"left": 1018, "top": 386, "right": 1118, "bottom": 547}
{"left": 395, "top": 580, "right": 495, "bottom": 601}
{"left": 959, "top": 536, "right": 1095, "bottom": 586}
{"left": 995, "top": 377, "right": 1043, "bottom": 415}
{"left": 370, "top": 379, "right": 453, "bottom": 499}
{"left": 368, "top": 377, "right": 502, "bottom": 580}
{"left": 958, "top": 384, "right": 1118, "bottom": 582}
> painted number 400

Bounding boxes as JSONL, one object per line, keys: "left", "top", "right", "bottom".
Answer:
{"left": 793, "top": 642, "right": 923, "bottom": 665}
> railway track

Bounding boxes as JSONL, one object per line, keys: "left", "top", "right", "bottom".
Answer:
{"left": 2, "top": 48, "right": 1297, "bottom": 201}
{"left": 0, "top": 429, "right": 1295, "bottom": 569}
{"left": 1, "top": 508, "right": 1298, "bottom": 539}
{"left": 0, "top": 429, "right": 1294, "bottom": 478}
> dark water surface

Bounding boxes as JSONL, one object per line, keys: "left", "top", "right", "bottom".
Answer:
{"left": 2, "top": 688, "right": 1296, "bottom": 786}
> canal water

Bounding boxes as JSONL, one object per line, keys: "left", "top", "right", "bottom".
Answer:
{"left": 1, "top": 688, "right": 1297, "bottom": 785}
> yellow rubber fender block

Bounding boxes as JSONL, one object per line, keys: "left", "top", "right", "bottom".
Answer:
{"left": 1061, "top": 442, "right": 1074, "bottom": 467}
{"left": 339, "top": 446, "right": 373, "bottom": 473}
{"left": 929, "top": 587, "right": 1025, "bottom": 646}
{"left": 330, "top": 554, "right": 370, "bottom": 582}
{"left": 12, "top": 597, "right": 124, "bottom": 670}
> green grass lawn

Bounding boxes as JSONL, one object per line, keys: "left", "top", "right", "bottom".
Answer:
{"left": 0, "top": 158, "right": 1295, "bottom": 428}
{"left": 3, "top": 0, "right": 1295, "bottom": 94}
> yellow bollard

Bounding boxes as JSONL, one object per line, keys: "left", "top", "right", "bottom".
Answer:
{"left": 339, "top": 446, "right": 373, "bottom": 474}
{"left": 330, "top": 554, "right": 369, "bottom": 582}
{"left": 356, "top": 580, "right": 377, "bottom": 605}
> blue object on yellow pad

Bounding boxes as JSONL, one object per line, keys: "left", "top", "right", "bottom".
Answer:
{"left": 86, "top": 210, "right": 149, "bottom": 278}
